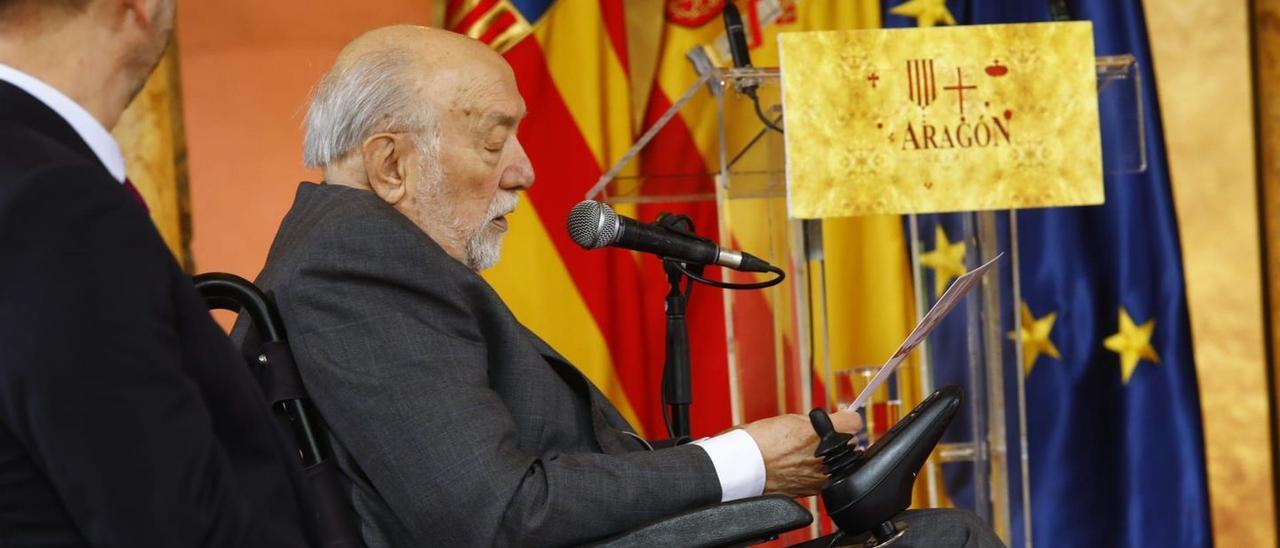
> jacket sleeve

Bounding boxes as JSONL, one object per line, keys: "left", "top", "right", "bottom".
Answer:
{"left": 277, "top": 216, "right": 723, "bottom": 546}
{"left": 0, "top": 165, "right": 308, "bottom": 547}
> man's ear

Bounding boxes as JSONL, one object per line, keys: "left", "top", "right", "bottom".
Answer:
{"left": 119, "top": 0, "right": 153, "bottom": 27}
{"left": 361, "top": 133, "right": 412, "bottom": 205}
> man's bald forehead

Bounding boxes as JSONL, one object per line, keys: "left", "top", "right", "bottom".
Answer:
{"left": 327, "top": 25, "right": 520, "bottom": 121}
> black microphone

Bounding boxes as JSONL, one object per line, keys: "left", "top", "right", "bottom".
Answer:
{"left": 566, "top": 200, "right": 775, "bottom": 273}
{"left": 722, "top": 2, "right": 753, "bottom": 69}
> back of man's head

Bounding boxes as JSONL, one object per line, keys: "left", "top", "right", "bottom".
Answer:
{"left": 0, "top": 0, "right": 89, "bottom": 26}
{"left": 303, "top": 46, "right": 431, "bottom": 171}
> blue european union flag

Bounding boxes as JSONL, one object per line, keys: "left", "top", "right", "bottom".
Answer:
{"left": 882, "top": 0, "right": 1212, "bottom": 546}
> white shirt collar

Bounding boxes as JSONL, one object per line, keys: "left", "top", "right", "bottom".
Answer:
{"left": 0, "top": 63, "right": 126, "bottom": 183}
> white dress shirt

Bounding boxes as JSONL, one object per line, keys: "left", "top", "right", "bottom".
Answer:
{"left": 0, "top": 63, "right": 126, "bottom": 183}
{"left": 693, "top": 429, "right": 767, "bottom": 501}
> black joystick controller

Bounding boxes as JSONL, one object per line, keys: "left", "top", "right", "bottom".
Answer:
{"left": 809, "top": 385, "right": 964, "bottom": 547}
{"left": 810, "top": 407, "right": 862, "bottom": 478}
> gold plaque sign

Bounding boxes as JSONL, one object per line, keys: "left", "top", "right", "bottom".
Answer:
{"left": 779, "top": 22, "right": 1104, "bottom": 218}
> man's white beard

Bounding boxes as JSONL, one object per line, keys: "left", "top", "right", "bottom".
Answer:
{"left": 464, "top": 190, "right": 518, "bottom": 270}
{"left": 415, "top": 154, "right": 517, "bottom": 271}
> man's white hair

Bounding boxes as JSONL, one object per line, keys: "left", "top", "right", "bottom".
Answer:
{"left": 303, "top": 49, "right": 438, "bottom": 169}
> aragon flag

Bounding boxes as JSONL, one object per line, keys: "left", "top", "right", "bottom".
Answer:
{"left": 884, "top": 0, "right": 1212, "bottom": 546}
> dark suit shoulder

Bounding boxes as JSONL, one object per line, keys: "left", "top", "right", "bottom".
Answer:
{"left": 268, "top": 183, "right": 431, "bottom": 258}
{"left": 0, "top": 160, "right": 158, "bottom": 259}
{"left": 0, "top": 123, "right": 102, "bottom": 188}
{"left": 263, "top": 183, "right": 490, "bottom": 343}
{"left": 291, "top": 183, "right": 458, "bottom": 257}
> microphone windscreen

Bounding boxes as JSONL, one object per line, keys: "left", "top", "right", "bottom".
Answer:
{"left": 566, "top": 200, "right": 620, "bottom": 249}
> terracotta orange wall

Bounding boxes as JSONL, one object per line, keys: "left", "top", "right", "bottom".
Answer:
{"left": 177, "top": 1, "right": 434, "bottom": 280}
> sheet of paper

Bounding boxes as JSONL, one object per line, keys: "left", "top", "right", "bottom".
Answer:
{"left": 849, "top": 253, "right": 1003, "bottom": 411}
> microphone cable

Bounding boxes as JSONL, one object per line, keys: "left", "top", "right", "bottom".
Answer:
{"left": 655, "top": 213, "right": 786, "bottom": 291}
{"left": 747, "top": 88, "right": 785, "bottom": 135}
{"left": 669, "top": 259, "right": 785, "bottom": 290}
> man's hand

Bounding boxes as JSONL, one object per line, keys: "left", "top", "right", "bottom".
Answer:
{"left": 741, "top": 410, "right": 863, "bottom": 498}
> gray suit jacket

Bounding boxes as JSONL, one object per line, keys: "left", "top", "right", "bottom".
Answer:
{"left": 236, "top": 183, "right": 721, "bottom": 547}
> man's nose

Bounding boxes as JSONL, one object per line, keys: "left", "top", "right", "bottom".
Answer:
{"left": 502, "top": 138, "right": 535, "bottom": 191}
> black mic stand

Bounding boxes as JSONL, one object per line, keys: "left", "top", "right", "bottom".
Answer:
{"left": 655, "top": 213, "right": 704, "bottom": 442}
{"left": 662, "top": 258, "right": 695, "bottom": 442}
{"left": 650, "top": 212, "right": 784, "bottom": 441}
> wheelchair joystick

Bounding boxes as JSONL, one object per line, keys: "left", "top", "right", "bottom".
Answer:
{"left": 808, "top": 408, "right": 861, "bottom": 480}
{"left": 809, "top": 385, "right": 964, "bottom": 547}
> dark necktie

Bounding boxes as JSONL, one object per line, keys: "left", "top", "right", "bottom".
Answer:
{"left": 122, "top": 177, "right": 149, "bottom": 213}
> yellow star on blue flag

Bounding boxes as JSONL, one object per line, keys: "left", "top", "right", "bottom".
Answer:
{"left": 1009, "top": 302, "right": 1061, "bottom": 375}
{"left": 890, "top": 0, "right": 958, "bottom": 27}
{"left": 919, "top": 225, "right": 967, "bottom": 297}
{"left": 1103, "top": 308, "right": 1160, "bottom": 383}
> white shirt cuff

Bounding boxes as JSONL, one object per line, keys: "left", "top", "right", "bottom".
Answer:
{"left": 692, "top": 428, "right": 766, "bottom": 502}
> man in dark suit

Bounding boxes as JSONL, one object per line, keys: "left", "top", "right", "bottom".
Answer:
{"left": 0, "top": 1, "right": 313, "bottom": 545}
{"left": 245, "top": 25, "right": 1002, "bottom": 547}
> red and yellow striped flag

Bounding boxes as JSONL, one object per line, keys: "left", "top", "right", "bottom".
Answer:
{"left": 449, "top": 0, "right": 730, "bottom": 437}
{"left": 452, "top": 1, "right": 920, "bottom": 447}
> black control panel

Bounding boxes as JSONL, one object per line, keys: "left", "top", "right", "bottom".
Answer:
{"left": 808, "top": 385, "right": 964, "bottom": 546}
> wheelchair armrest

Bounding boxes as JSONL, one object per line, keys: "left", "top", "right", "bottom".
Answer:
{"left": 587, "top": 495, "right": 812, "bottom": 548}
